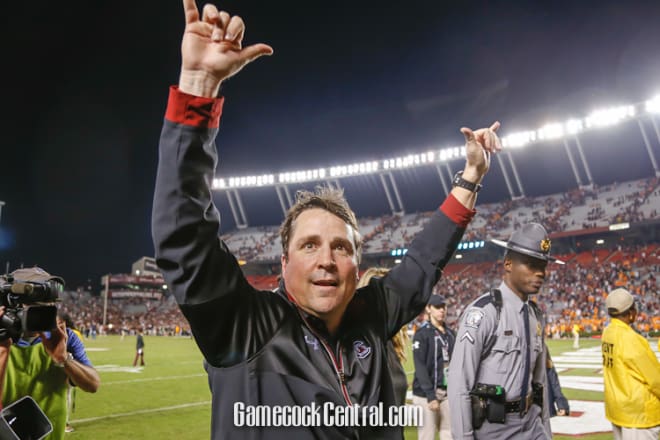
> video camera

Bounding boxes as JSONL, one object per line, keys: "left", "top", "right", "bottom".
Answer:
{"left": 0, "top": 267, "right": 63, "bottom": 341}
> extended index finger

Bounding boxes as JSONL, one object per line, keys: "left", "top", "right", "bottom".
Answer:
{"left": 183, "top": 0, "right": 200, "bottom": 24}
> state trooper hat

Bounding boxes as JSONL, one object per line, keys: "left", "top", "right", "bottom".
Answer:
{"left": 490, "top": 223, "right": 564, "bottom": 264}
{"left": 606, "top": 288, "right": 634, "bottom": 315}
{"left": 427, "top": 295, "right": 447, "bottom": 307}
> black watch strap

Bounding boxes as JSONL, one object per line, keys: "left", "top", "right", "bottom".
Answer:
{"left": 452, "top": 171, "right": 482, "bottom": 193}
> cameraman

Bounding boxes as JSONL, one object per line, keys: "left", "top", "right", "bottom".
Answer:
{"left": 0, "top": 267, "right": 100, "bottom": 439}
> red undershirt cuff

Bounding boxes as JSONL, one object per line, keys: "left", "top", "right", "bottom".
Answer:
{"left": 440, "top": 193, "right": 476, "bottom": 228}
{"left": 165, "top": 86, "right": 224, "bottom": 129}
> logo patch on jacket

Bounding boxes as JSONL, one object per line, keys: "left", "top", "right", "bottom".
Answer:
{"left": 304, "top": 335, "right": 320, "bottom": 351}
{"left": 353, "top": 340, "right": 371, "bottom": 359}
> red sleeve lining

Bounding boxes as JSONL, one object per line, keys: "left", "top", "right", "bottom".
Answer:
{"left": 164, "top": 86, "right": 224, "bottom": 129}
{"left": 439, "top": 193, "right": 476, "bottom": 228}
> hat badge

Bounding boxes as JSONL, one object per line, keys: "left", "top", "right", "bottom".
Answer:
{"left": 540, "top": 238, "right": 551, "bottom": 253}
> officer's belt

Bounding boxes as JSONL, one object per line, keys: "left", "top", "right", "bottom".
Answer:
{"left": 504, "top": 393, "right": 533, "bottom": 414}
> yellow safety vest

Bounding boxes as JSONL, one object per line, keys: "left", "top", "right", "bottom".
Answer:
{"left": 602, "top": 318, "right": 660, "bottom": 428}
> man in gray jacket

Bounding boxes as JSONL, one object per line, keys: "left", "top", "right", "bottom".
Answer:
{"left": 152, "top": 1, "right": 502, "bottom": 438}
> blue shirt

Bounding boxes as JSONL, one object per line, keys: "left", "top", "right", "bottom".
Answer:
{"left": 16, "top": 328, "right": 93, "bottom": 367}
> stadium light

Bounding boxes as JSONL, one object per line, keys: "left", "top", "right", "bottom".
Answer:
{"left": 501, "top": 130, "right": 536, "bottom": 148}
{"left": 438, "top": 145, "right": 464, "bottom": 162}
{"left": 564, "top": 119, "right": 584, "bottom": 135}
{"left": 212, "top": 94, "right": 653, "bottom": 190}
{"left": 537, "top": 123, "right": 564, "bottom": 140}
{"left": 585, "top": 105, "right": 635, "bottom": 128}
{"left": 646, "top": 95, "right": 660, "bottom": 114}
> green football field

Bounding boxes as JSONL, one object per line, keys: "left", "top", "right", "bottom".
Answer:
{"left": 61, "top": 335, "right": 642, "bottom": 439}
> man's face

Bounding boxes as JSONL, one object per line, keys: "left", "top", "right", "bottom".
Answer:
{"left": 281, "top": 208, "right": 359, "bottom": 328}
{"left": 504, "top": 252, "right": 548, "bottom": 297}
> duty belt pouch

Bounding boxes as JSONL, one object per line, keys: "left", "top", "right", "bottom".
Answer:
{"left": 486, "top": 397, "right": 506, "bottom": 424}
{"left": 470, "top": 395, "right": 487, "bottom": 430}
{"left": 532, "top": 382, "right": 544, "bottom": 408}
{"left": 471, "top": 383, "right": 506, "bottom": 426}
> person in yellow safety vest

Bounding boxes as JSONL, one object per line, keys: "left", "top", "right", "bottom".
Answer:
{"left": 602, "top": 288, "right": 660, "bottom": 440}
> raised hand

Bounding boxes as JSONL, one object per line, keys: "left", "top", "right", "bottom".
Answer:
{"left": 40, "top": 318, "right": 68, "bottom": 364}
{"left": 179, "top": 0, "right": 273, "bottom": 97}
{"left": 460, "top": 121, "right": 502, "bottom": 182}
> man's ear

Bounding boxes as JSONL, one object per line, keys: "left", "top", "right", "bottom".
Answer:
{"left": 280, "top": 253, "right": 288, "bottom": 275}
{"left": 503, "top": 257, "right": 513, "bottom": 273}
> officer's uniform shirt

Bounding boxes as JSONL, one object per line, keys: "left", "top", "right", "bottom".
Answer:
{"left": 447, "top": 281, "right": 550, "bottom": 439}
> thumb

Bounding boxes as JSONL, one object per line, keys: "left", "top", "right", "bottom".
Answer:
{"left": 460, "top": 127, "right": 475, "bottom": 144}
{"left": 240, "top": 43, "right": 274, "bottom": 65}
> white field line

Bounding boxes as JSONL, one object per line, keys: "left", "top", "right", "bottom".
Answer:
{"left": 103, "top": 373, "right": 206, "bottom": 385}
{"left": 71, "top": 401, "right": 211, "bottom": 424}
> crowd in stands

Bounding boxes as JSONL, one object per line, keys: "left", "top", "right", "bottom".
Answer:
{"left": 56, "top": 242, "right": 658, "bottom": 342}
{"left": 58, "top": 291, "right": 191, "bottom": 338}
{"left": 55, "top": 176, "right": 659, "bottom": 341}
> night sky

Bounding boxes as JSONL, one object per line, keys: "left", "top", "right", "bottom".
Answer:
{"left": 2, "top": 0, "right": 660, "bottom": 288}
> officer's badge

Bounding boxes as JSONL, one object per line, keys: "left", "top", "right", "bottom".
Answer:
{"left": 536, "top": 322, "right": 542, "bottom": 336}
{"left": 540, "top": 238, "right": 551, "bottom": 253}
{"left": 465, "top": 309, "right": 485, "bottom": 329}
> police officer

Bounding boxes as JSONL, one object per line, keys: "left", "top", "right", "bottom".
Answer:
{"left": 412, "top": 294, "right": 456, "bottom": 440}
{"left": 448, "top": 223, "right": 564, "bottom": 439}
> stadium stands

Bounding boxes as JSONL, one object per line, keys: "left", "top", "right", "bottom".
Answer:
{"left": 57, "top": 177, "right": 659, "bottom": 341}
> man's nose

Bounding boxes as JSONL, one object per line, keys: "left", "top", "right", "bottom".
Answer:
{"left": 317, "top": 245, "right": 336, "bottom": 269}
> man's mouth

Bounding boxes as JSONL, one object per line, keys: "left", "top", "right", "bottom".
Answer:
{"left": 312, "top": 279, "right": 338, "bottom": 287}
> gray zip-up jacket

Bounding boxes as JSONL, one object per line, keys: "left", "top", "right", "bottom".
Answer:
{"left": 152, "top": 86, "right": 473, "bottom": 439}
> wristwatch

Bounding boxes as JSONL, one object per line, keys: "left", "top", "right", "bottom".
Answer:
{"left": 452, "top": 171, "right": 482, "bottom": 193}
{"left": 54, "top": 352, "right": 74, "bottom": 368}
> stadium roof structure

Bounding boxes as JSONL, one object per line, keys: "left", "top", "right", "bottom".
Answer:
{"left": 212, "top": 95, "right": 660, "bottom": 230}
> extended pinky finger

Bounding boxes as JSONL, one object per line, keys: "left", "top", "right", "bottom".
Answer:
{"left": 201, "top": 3, "right": 219, "bottom": 23}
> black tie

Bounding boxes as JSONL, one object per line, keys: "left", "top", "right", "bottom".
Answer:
{"left": 520, "top": 303, "right": 531, "bottom": 413}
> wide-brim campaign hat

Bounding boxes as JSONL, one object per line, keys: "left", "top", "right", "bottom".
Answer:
{"left": 490, "top": 223, "right": 565, "bottom": 264}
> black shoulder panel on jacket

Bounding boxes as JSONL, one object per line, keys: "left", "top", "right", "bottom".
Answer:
{"left": 473, "top": 294, "right": 493, "bottom": 308}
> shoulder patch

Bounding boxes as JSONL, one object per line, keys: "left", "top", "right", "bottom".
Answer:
{"left": 464, "top": 309, "right": 485, "bottom": 329}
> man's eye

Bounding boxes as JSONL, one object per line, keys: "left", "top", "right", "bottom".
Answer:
{"left": 303, "top": 243, "right": 315, "bottom": 249}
